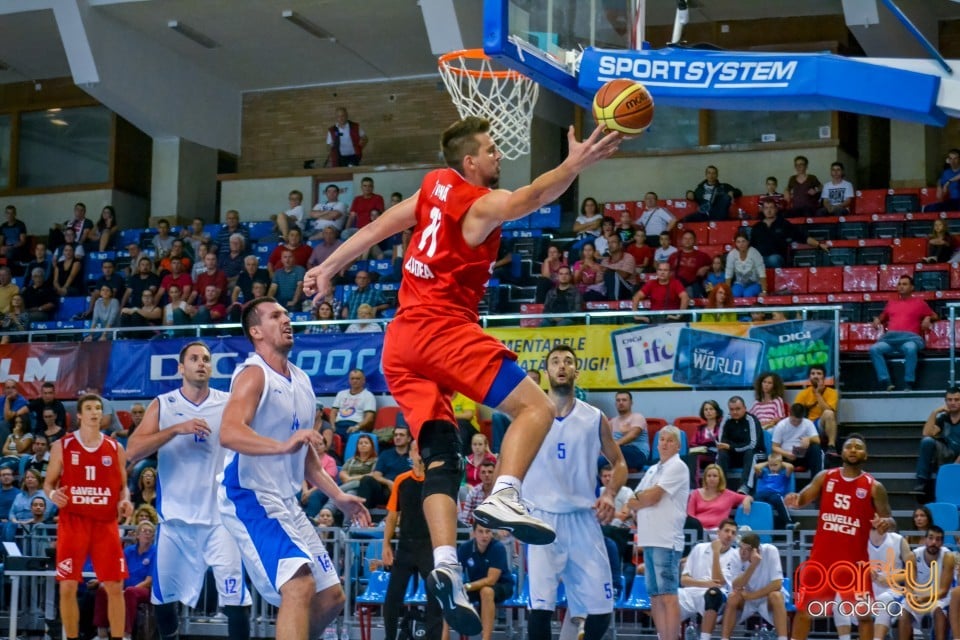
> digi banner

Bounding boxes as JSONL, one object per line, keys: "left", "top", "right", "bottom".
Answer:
{"left": 671, "top": 328, "right": 765, "bottom": 389}
{"left": 0, "top": 341, "right": 112, "bottom": 398}
{"left": 103, "top": 333, "right": 387, "bottom": 399}
{"left": 748, "top": 320, "right": 834, "bottom": 385}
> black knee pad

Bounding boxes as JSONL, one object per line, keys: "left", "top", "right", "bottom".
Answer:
{"left": 527, "top": 609, "right": 553, "bottom": 640}
{"left": 704, "top": 586, "right": 726, "bottom": 612}
{"left": 154, "top": 602, "right": 180, "bottom": 640}
{"left": 419, "top": 420, "right": 463, "bottom": 501}
{"left": 583, "top": 613, "right": 611, "bottom": 640}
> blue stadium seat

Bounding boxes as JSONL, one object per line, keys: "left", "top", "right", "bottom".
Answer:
{"left": 736, "top": 502, "right": 774, "bottom": 543}
{"left": 502, "top": 573, "right": 528, "bottom": 608}
{"left": 203, "top": 223, "right": 221, "bottom": 239}
{"left": 619, "top": 575, "right": 650, "bottom": 610}
{"left": 925, "top": 501, "right": 959, "bottom": 532}
{"left": 404, "top": 576, "right": 427, "bottom": 605}
{"left": 782, "top": 578, "right": 795, "bottom": 612}
{"left": 56, "top": 296, "right": 88, "bottom": 321}
{"left": 118, "top": 229, "right": 142, "bottom": 248}
{"left": 343, "top": 432, "right": 379, "bottom": 461}
{"left": 368, "top": 260, "right": 393, "bottom": 277}
{"left": 356, "top": 570, "right": 390, "bottom": 604}
{"left": 935, "top": 464, "right": 960, "bottom": 505}
{"left": 345, "top": 260, "right": 369, "bottom": 275}
{"left": 246, "top": 221, "right": 275, "bottom": 241}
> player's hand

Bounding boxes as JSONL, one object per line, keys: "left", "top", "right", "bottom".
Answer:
{"left": 280, "top": 429, "right": 324, "bottom": 454}
{"left": 711, "top": 538, "right": 724, "bottom": 555}
{"left": 872, "top": 514, "right": 893, "bottom": 534}
{"left": 177, "top": 417, "right": 211, "bottom": 439}
{"left": 382, "top": 545, "right": 394, "bottom": 568}
{"left": 118, "top": 499, "right": 134, "bottom": 520}
{"left": 566, "top": 125, "right": 623, "bottom": 171}
{"left": 335, "top": 493, "right": 372, "bottom": 528}
{"left": 717, "top": 442, "right": 730, "bottom": 451}
{"left": 784, "top": 492, "right": 800, "bottom": 509}
{"left": 594, "top": 492, "right": 616, "bottom": 525}
{"left": 50, "top": 487, "right": 69, "bottom": 508}
{"left": 749, "top": 548, "right": 762, "bottom": 564}
{"left": 303, "top": 265, "right": 333, "bottom": 304}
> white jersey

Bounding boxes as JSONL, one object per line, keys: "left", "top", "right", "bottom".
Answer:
{"left": 156, "top": 388, "right": 230, "bottom": 525}
{"left": 911, "top": 544, "right": 948, "bottom": 593}
{"left": 869, "top": 532, "right": 905, "bottom": 597}
{"left": 220, "top": 354, "right": 315, "bottom": 499}
{"left": 682, "top": 541, "right": 740, "bottom": 590}
{"left": 733, "top": 543, "right": 784, "bottom": 593}
{"left": 522, "top": 399, "right": 602, "bottom": 513}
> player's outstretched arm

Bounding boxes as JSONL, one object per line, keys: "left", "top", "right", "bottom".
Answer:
{"left": 303, "top": 194, "right": 419, "bottom": 303}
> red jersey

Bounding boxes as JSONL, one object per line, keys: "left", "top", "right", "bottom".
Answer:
{"left": 59, "top": 433, "right": 123, "bottom": 522}
{"left": 811, "top": 467, "right": 876, "bottom": 565}
{"left": 398, "top": 168, "right": 494, "bottom": 321}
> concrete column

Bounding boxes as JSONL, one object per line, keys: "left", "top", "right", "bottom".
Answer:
{"left": 889, "top": 120, "right": 939, "bottom": 188}
{"left": 150, "top": 137, "right": 218, "bottom": 223}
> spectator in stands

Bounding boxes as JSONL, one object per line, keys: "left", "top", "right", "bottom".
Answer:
{"left": 64, "top": 202, "right": 94, "bottom": 251}
{"left": 0, "top": 468, "right": 16, "bottom": 523}
{"left": 0, "top": 266, "right": 17, "bottom": 316}
{"left": 180, "top": 216, "right": 210, "bottom": 259}
{"left": 132, "top": 466, "right": 157, "bottom": 509}
{"left": 616, "top": 210, "right": 636, "bottom": 244}
{"left": 725, "top": 230, "right": 766, "bottom": 298}
{"left": 119, "top": 288, "right": 162, "bottom": 333}
{"left": 452, "top": 523, "right": 514, "bottom": 640}
{"left": 151, "top": 218, "right": 176, "bottom": 258}
{"left": 909, "top": 506, "right": 933, "bottom": 546}
{"left": 157, "top": 238, "right": 192, "bottom": 276}
{"left": 190, "top": 251, "right": 228, "bottom": 305}
{"left": 924, "top": 219, "right": 954, "bottom": 263}
{"left": 25, "top": 433, "right": 50, "bottom": 478}
{"left": 460, "top": 460, "right": 495, "bottom": 527}
{"left": 594, "top": 216, "right": 618, "bottom": 256}
{"left": 342, "top": 270, "right": 387, "bottom": 319}
{"left": 93, "top": 521, "right": 156, "bottom": 640}
{"left": 677, "top": 519, "right": 740, "bottom": 638}
{"left": 54, "top": 227, "right": 86, "bottom": 264}
{"left": 77, "top": 259, "right": 126, "bottom": 321}
{"left": 817, "top": 162, "right": 854, "bottom": 216}
{"left": 717, "top": 396, "right": 765, "bottom": 490}
{"left": 331, "top": 369, "right": 377, "bottom": 439}
{"left": 308, "top": 185, "right": 348, "bottom": 238}
{"left": 88, "top": 205, "right": 118, "bottom": 252}
{"left": 355, "top": 426, "right": 413, "bottom": 512}
{"left": 719, "top": 532, "right": 789, "bottom": 640}
{"left": 189, "top": 242, "right": 209, "bottom": 281}
{"left": 572, "top": 242, "right": 605, "bottom": 302}
{"left": 275, "top": 189, "right": 304, "bottom": 242}
{"left": 750, "top": 372, "right": 788, "bottom": 430}
{"left": 626, "top": 229, "right": 654, "bottom": 273}
{"left": 452, "top": 392, "right": 480, "bottom": 454}
{"left": 84, "top": 284, "right": 119, "bottom": 342}
{"left": 784, "top": 155, "right": 822, "bottom": 216}
{"left": 685, "top": 165, "right": 742, "bottom": 222}
{"left": 268, "top": 227, "right": 311, "bottom": 275}
{"left": 22, "top": 268, "right": 57, "bottom": 322}
{"left": 345, "top": 303, "right": 382, "bottom": 333}
{"left": 601, "top": 234, "right": 637, "bottom": 301}
{"left": 162, "top": 283, "right": 195, "bottom": 330}
{"left": 636, "top": 192, "right": 677, "bottom": 246}
{"left": 120, "top": 257, "right": 160, "bottom": 312}
{"left": 2, "top": 414, "right": 32, "bottom": 456}
{"left": 534, "top": 244, "right": 567, "bottom": 303}
{"left": 28, "top": 382, "right": 66, "bottom": 431}
{"left": 306, "top": 301, "right": 341, "bottom": 335}
{"left": 632, "top": 261, "right": 689, "bottom": 323}
{"left": 794, "top": 364, "right": 840, "bottom": 455}
{"left": 119, "top": 242, "right": 143, "bottom": 277}
{"left": 2, "top": 380, "right": 28, "bottom": 442}
{"left": 465, "top": 433, "right": 497, "bottom": 487}
{"left": 37, "top": 408, "right": 65, "bottom": 445}
{"left": 214, "top": 209, "right": 249, "bottom": 265}
{"left": 750, "top": 453, "right": 795, "bottom": 529}
{"left": 570, "top": 197, "right": 603, "bottom": 256}
{"left": 308, "top": 226, "right": 343, "bottom": 269}
{"left": 771, "top": 402, "right": 822, "bottom": 475}
{"left": 760, "top": 177, "right": 786, "bottom": 213}
{"left": 0, "top": 294, "right": 29, "bottom": 343}
{"left": 668, "top": 230, "right": 711, "bottom": 298}
{"left": 193, "top": 284, "right": 228, "bottom": 325}
{"left": 898, "top": 527, "right": 953, "bottom": 640}
{"left": 870, "top": 274, "right": 936, "bottom": 392}
{"left": 220, "top": 236, "right": 248, "bottom": 285}
{"left": 327, "top": 107, "right": 367, "bottom": 167}
{"left": 300, "top": 437, "right": 340, "bottom": 519}
{"left": 606, "top": 391, "right": 649, "bottom": 470}
{"left": 268, "top": 249, "right": 306, "bottom": 312}
{"left": 158, "top": 256, "right": 193, "bottom": 304}
{"left": 750, "top": 199, "right": 826, "bottom": 268}
{"left": 687, "top": 464, "right": 751, "bottom": 531}
{"left": 5, "top": 469, "right": 50, "bottom": 540}
{"left": 703, "top": 282, "right": 737, "bottom": 322}
{"left": 0, "top": 205, "right": 27, "bottom": 272}
{"left": 334, "top": 434, "right": 378, "bottom": 505}
{"left": 229, "top": 255, "right": 270, "bottom": 320}
{"left": 923, "top": 148, "right": 960, "bottom": 213}
{"left": 542, "top": 265, "right": 582, "bottom": 325}
{"left": 685, "top": 400, "right": 722, "bottom": 487}
{"left": 24, "top": 242, "right": 52, "bottom": 284}
{"left": 345, "top": 177, "right": 385, "bottom": 237}
{"left": 913, "top": 387, "right": 960, "bottom": 496}
{"left": 653, "top": 232, "right": 677, "bottom": 264}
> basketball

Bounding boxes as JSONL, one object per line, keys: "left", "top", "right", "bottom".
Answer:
{"left": 592, "top": 79, "right": 654, "bottom": 135}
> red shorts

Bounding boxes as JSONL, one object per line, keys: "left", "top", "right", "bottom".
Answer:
{"left": 56, "top": 512, "right": 127, "bottom": 583}
{"left": 382, "top": 309, "right": 520, "bottom": 436}
{"left": 793, "top": 552, "right": 872, "bottom": 615}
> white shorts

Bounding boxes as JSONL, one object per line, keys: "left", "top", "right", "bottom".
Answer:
{"left": 527, "top": 509, "right": 613, "bottom": 616}
{"left": 152, "top": 521, "right": 252, "bottom": 607}
{"left": 218, "top": 485, "right": 338, "bottom": 607}
{"left": 737, "top": 588, "right": 790, "bottom": 624}
{"left": 679, "top": 587, "right": 719, "bottom": 621}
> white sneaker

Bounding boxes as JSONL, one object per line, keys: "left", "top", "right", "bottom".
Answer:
{"left": 576, "top": 617, "right": 585, "bottom": 640}
{"left": 427, "top": 563, "right": 482, "bottom": 636}
{"left": 473, "top": 487, "right": 556, "bottom": 545}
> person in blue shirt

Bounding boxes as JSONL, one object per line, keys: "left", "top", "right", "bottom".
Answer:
{"left": 449, "top": 524, "right": 514, "bottom": 640}
{"left": 751, "top": 454, "right": 796, "bottom": 530}
{"left": 92, "top": 521, "right": 157, "bottom": 639}
{"left": 924, "top": 149, "right": 960, "bottom": 212}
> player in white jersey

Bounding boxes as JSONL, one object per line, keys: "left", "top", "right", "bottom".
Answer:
{"left": 678, "top": 519, "right": 740, "bottom": 639}
{"left": 719, "top": 532, "right": 789, "bottom": 640}
{"left": 126, "top": 341, "right": 252, "bottom": 640}
{"left": 522, "top": 345, "right": 626, "bottom": 640}
{"left": 898, "top": 526, "right": 954, "bottom": 640}
{"left": 217, "top": 297, "right": 370, "bottom": 640}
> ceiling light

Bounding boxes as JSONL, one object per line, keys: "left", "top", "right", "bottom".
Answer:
{"left": 46, "top": 108, "right": 62, "bottom": 113}
{"left": 50, "top": 119, "right": 68, "bottom": 127}
{"left": 167, "top": 20, "right": 218, "bottom": 49}
{"left": 282, "top": 10, "right": 336, "bottom": 42}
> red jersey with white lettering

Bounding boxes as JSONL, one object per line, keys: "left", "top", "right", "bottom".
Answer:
{"left": 59, "top": 433, "right": 123, "bottom": 522}
{"left": 398, "top": 168, "right": 494, "bottom": 322}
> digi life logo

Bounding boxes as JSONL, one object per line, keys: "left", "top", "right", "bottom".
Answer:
{"left": 610, "top": 324, "right": 680, "bottom": 383}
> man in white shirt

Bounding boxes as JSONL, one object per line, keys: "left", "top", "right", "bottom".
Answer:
{"left": 635, "top": 192, "right": 676, "bottom": 247}
{"left": 771, "top": 403, "right": 822, "bottom": 474}
{"left": 277, "top": 189, "right": 305, "bottom": 241}
{"left": 719, "top": 533, "right": 789, "bottom": 640}
{"left": 628, "top": 426, "right": 689, "bottom": 640}
{"left": 818, "top": 162, "right": 854, "bottom": 216}
{"left": 308, "top": 185, "right": 348, "bottom": 238}
{"left": 679, "top": 520, "right": 740, "bottom": 640}
{"left": 331, "top": 369, "right": 378, "bottom": 440}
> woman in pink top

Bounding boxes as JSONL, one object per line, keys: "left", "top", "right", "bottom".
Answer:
{"left": 464, "top": 432, "right": 497, "bottom": 486}
{"left": 572, "top": 242, "right": 606, "bottom": 301}
{"left": 535, "top": 244, "right": 568, "bottom": 303}
{"left": 687, "top": 463, "right": 752, "bottom": 531}
{"left": 749, "top": 372, "right": 788, "bottom": 430}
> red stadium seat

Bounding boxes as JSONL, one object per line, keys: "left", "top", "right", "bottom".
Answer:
{"left": 708, "top": 221, "right": 744, "bottom": 246}
{"left": 772, "top": 268, "right": 808, "bottom": 294}
{"left": 806, "top": 267, "right": 843, "bottom": 294}
{"left": 677, "top": 221, "right": 710, "bottom": 244}
{"left": 699, "top": 244, "right": 729, "bottom": 260}
{"left": 519, "top": 303, "right": 543, "bottom": 328}
{"left": 926, "top": 321, "right": 952, "bottom": 350}
{"left": 920, "top": 187, "right": 940, "bottom": 209}
{"left": 952, "top": 264, "right": 960, "bottom": 290}
{"left": 673, "top": 416, "right": 705, "bottom": 443}
{"left": 603, "top": 201, "right": 635, "bottom": 217}
{"left": 879, "top": 264, "right": 915, "bottom": 291}
{"left": 374, "top": 406, "right": 402, "bottom": 430}
{"left": 117, "top": 410, "right": 133, "bottom": 430}
{"left": 842, "top": 266, "right": 878, "bottom": 292}
{"left": 731, "top": 195, "right": 761, "bottom": 219}
{"left": 845, "top": 323, "right": 882, "bottom": 351}
{"left": 855, "top": 189, "right": 888, "bottom": 215}
{"left": 645, "top": 418, "right": 669, "bottom": 448}
{"left": 891, "top": 238, "right": 928, "bottom": 264}
{"left": 663, "top": 199, "right": 694, "bottom": 219}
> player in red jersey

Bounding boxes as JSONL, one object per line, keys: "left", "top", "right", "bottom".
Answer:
{"left": 304, "top": 117, "right": 621, "bottom": 634}
{"left": 785, "top": 433, "right": 894, "bottom": 640}
{"left": 45, "top": 393, "right": 133, "bottom": 640}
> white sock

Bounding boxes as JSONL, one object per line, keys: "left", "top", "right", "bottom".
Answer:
{"left": 433, "top": 545, "right": 457, "bottom": 568}
{"left": 492, "top": 476, "right": 521, "bottom": 494}
{"left": 778, "top": 636, "right": 788, "bottom": 640}
{"left": 839, "top": 635, "right": 851, "bottom": 640}
{"left": 701, "top": 633, "right": 711, "bottom": 640}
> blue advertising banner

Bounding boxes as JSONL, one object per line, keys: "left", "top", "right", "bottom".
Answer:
{"left": 748, "top": 320, "right": 834, "bottom": 385}
{"left": 671, "top": 328, "right": 765, "bottom": 389}
{"left": 104, "top": 334, "right": 387, "bottom": 399}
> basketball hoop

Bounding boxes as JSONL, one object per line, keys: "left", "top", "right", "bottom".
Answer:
{"left": 437, "top": 49, "right": 540, "bottom": 160}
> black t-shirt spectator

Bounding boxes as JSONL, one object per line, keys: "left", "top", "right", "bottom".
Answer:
{"left": 235, "top": 268, "right": 271, "bottom": 303}
{"left": 91, "top": 272, "right": 126, "bottom": 299}
{"left": 22, "top": 284, "right": 59, "bottom": 319}
{"left": 28, "top": 399, "right": 66, "bottom": 434}
{"left": 749, "top": 217, "right": 807, "bottom": 261}
{"left": 124, "top": 272, "right": 161, "bottom": 309}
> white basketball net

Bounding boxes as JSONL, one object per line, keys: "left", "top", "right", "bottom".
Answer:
{"left": 438, "top": 51, "right": 540, "bottom": 160}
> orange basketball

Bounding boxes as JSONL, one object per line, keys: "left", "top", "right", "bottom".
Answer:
{"left": 592, "top": 79, "right": 654, "bottom": 135}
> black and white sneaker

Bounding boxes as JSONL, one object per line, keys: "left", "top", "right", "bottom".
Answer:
{"left": 473, "top": 487, "right": 555, "bottom": 545}
{"left": 427, "top": 563, "right": 482, "bottom": 636}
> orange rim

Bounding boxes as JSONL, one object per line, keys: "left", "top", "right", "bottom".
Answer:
{"left": 437, "top": 49, "right": 524, "bottom": 79}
